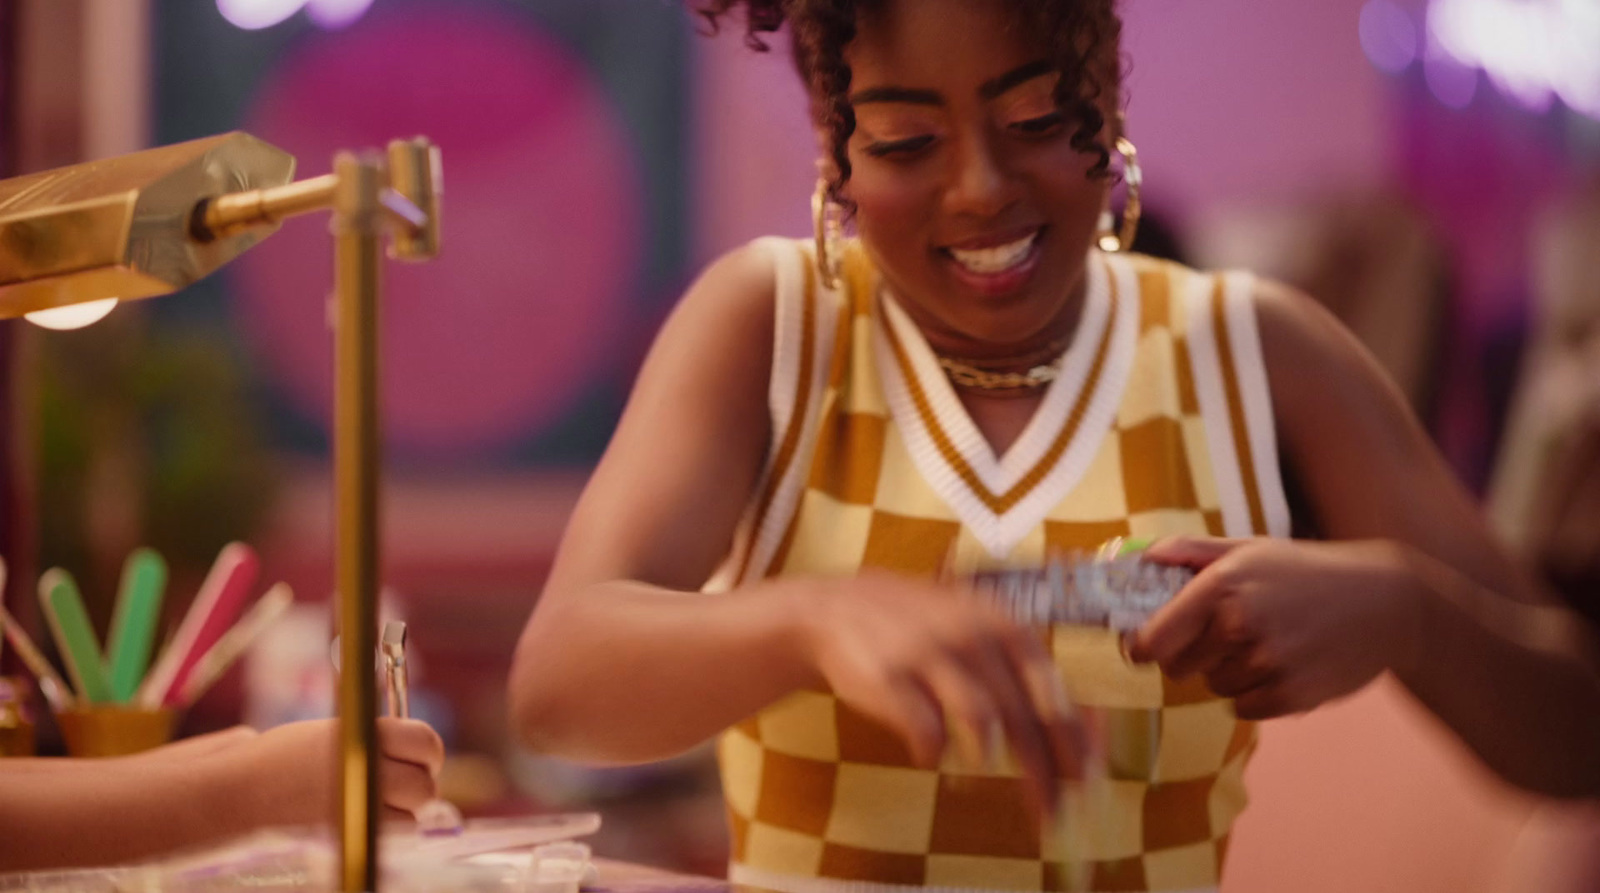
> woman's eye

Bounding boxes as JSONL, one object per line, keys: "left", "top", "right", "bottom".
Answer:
{"left": 864, "top": 135, "right": 937, "bottom": 158}
{"left": 1008, "top": 112, "right": 1065, "bottom": 136}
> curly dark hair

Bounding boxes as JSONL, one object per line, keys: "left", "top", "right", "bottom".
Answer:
{"left": 695, "top": 0, "right": 1123, "bottom": 207}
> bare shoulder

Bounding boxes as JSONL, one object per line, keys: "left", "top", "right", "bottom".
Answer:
{"left": 1247, "top": 276, "right": 1412, "bottom": 423}
{"left": 615, "top": 237, "right": 785, "bottom": 456}
{"left": 1250, "top": 277, "right": 1366, "bottom": 371}
{"left": 621, "top": 240, "right": 782, "bottom": 421}
{"left": 664, "top": 240, "right": 779, "bottom": 352}
{"left": 545, "top": 240, "right": 787, "bottom": 592}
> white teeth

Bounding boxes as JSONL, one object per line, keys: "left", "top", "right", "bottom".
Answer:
{"left": 948, "top": 232, "right": 1039, "bottom": 275}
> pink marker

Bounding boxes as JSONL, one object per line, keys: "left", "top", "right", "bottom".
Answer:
{"left": 138, "top": 543, "right": 261, "bottom": 708}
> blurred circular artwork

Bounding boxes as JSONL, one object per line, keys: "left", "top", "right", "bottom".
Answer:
{"left": 234, "top": 5, "right": 642, "bottom": 457}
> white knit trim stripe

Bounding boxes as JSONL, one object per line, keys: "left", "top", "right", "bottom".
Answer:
{"left": 875, "top": 253, "right": 1136, "bottom": 558}
{"left": 742, "top": 240, "right": 842, "bottom": 580}
{"left": 1183, "top": 274, "right": 1252, "bottom": 538}
{"left": 1220, "top": 272, "right": 1290, "bottom": 538}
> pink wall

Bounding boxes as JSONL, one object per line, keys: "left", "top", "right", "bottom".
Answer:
{"left": 1118, "top": 0, "right": 1392, "bottom": 220}
{"left": 690, "top": 6, "right": 1546, "bottom": 893}
{"left": 690, "top": 22, "right": 815, "bottom": 264}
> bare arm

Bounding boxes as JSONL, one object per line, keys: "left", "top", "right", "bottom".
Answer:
{"left": 0, "top": 719, "right": 442, "bottom": 870}
{"left": 1263, "top": 283, "right": 1600, "bottom": 795}
{"left": 1135, "top": 283, "right": 1600, "bottom": 797}
{"left": 509, "top": 247, "right": 1084, "bottom": 804}
{"left": 1400, "top": 544, "right": 1600, "bottom": 796}
{"left": 1257, "top": 281, "right": 1525, "bottom": 594}
{"left": 0, "top": 750, "right": 261, "bottom": 869}
{"left": 508, "top": 244, "right": 821, "bottom": 763}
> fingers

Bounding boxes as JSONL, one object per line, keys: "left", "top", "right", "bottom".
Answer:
{"left": 379, "top": 754, "right": 440, "bottom": 814}
{"left": 1016, "top": 653, "right": 1087, "bottom": 784}
{"left": 921, "top": 657, "right": 1008, "bottom": 772}
{"left": 1162, "top": 595, "right": 1258, "bottom": 679}
{"left": 1204, "top": 647, "right": 1281, "bottom": 699}
{"left": 1127, "top": 564, "right": 1231, "bottom": 665}
{"left": 936, "top": 619, "right": 1091, "bottom": 815}
{"left": 1144, "top": 536, "right": 1249, "bottom": 569}
{"left": 883, "top": 674, "right": 948, "bottom": 770}
{"left": 1003, "top": 630, "right": 1086, "bottom": 784}
{"left": 1231, "top": 686, "right": 1292, "bottom": 721}
{"left": 923, "top": 653, "right": 1053, "bottom": 818}
{"left": 378, "top": 718, "right": 445, "bottom": 777}
{"left": 377, "top": 718, "right": 445, "bottom": 815}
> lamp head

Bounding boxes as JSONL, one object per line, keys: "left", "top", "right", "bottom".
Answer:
{"left": 0, "top": 132, "right": 294, "bottom": 320}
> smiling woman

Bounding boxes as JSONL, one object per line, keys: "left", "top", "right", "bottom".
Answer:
{"left": 508, "top": 2, "right": 1600, "bottom": 892}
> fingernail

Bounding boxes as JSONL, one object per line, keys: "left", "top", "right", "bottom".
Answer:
{"left": 953, "top": 725, "right": 986, "bottom": 771}
{"left": 985, "top": 722, "right": 1006, "bottom": 774}
{"left": 1119, "top": 632, "right": 1139, "bottom": 663}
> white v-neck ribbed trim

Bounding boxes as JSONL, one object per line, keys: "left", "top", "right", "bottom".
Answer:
{"left": 875, "top": 252, "right": 1140, "bottom": 558}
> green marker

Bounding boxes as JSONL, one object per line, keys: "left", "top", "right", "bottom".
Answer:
{"left": 107, "top": 548, "right": 167, "bottom": 703}
{"left": 39, "top": 569, "right": 114, "bottom": 704}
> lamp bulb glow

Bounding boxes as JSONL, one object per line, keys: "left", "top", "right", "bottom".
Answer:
{"left": 24, "top": 298, "right": 119, "bottom": 330}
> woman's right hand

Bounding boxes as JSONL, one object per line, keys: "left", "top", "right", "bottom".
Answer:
{"left": 796, "top": 571, "right": 1088, "bottom": 814}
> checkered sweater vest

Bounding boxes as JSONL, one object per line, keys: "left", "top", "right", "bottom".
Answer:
{"left": 712, "top": 238, "right": 1290, "bottom": 893}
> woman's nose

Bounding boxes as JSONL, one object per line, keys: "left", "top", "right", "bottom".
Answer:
{"left": 943, "top": 135, "right": 1019, "bottom": 220}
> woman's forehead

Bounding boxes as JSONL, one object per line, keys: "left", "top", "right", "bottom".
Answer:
{"left": 847, "top": 0, "right": 1056, "bottom": 86}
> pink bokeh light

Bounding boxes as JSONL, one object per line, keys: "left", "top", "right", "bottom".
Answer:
{"left": 233, "top": 7, "right": 643, "bottom": 457}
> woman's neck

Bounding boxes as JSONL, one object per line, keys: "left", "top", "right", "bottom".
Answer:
{"left": 898, "top": 279, "right": 1088, "bottom": 375}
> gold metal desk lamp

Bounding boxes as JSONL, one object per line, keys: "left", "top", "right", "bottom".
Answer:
{"left": 0, "top": 131, "right": 442, "bottom": 893}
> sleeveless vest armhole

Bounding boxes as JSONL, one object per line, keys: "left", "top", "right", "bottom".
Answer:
{"left": 1182, "top": 270, "right": 1292, "bottom": 538}
{"left": 708, "top": 238, "right": 843, "bottom": 590}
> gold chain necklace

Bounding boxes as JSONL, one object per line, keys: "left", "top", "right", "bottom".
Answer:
{"left": 935, "top": 333, "right": 1070, "bottom": 391}
{"left": 937, "top": 356, "right": 1061, "bottom": 390}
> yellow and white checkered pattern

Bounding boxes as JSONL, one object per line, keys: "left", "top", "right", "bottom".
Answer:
{"left": 717, "top": 239, "right": 1285, "bottom": 893}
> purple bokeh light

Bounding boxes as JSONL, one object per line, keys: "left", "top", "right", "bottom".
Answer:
{"left": 1359, "top": 0, "right": 1419, "bottom": 74}
{"left": 1424, "top": 45, "right": 1480, "bottom": 109}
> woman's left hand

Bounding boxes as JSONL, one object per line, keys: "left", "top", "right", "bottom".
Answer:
{"left": 1126, "top": 536, "right": 1425, "bottom": 719}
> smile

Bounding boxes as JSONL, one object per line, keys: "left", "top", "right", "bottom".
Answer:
{"left": 945, "top": 230, "right": 1041, "bottom": 275}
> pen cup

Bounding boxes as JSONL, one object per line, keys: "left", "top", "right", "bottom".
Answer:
{"left": 0, "top": 677, "right": 35, "bottom": 756}
{"left": 55, "top": 705, "right": 175, "bottom": 757}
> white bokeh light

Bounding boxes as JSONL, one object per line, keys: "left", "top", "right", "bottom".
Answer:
{"left": 215, "top": 0, "right": 307, "bottom": 30}
{"left": 216, "top": 0, "right": 375, "bottom": 31}
{"left": 1424, "top": 0, "right": 1600, "bottom": 119}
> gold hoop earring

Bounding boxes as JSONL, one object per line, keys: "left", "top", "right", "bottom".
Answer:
{"left": 1096, "top": 136, "right": 1142, "bottom": 253}
{"left": 812, "top": 178, "right": 844, "bottom": 289}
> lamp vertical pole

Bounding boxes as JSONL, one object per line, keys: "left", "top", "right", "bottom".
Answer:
{"left": 332, "top": 151, "right": 384, "bottom": 893}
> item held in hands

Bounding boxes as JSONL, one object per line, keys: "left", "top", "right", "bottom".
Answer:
{"left": 381, "top": 620, "right": 409, "bottom": 720}
{"left": 969, "top": 552, "right": 1192, "bottom": 631}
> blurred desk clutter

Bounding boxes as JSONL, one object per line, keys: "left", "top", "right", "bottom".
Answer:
{"left": 0, "top": 545, "right": 289, "bottom": 756}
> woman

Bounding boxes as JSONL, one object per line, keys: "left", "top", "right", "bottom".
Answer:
{"left": 509, "top": 1, "right": 1583, "bottom": 891}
